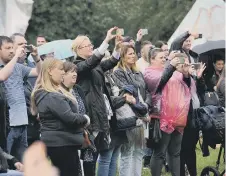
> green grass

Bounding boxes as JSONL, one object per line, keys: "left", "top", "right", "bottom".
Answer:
{"left": 141, "top": 145, "right": 225, "bottom": 176}
{"left": 95, "top": 144, "right": 225, "bottom": 176}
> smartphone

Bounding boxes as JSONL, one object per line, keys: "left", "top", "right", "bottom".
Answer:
{"left": 175, "top": 50, "right": 181, "bottom": 53}
{"left": 198, "top": 34, "right": 202, "bottom": 38}
{"left": 191, "top": 63, "right": 201, "bottom": 70}
{"left": 25, "top": 45, "right": 33, "bottom": 53}
{"left": 116, "top": 28, "right": 124, "bottom": 36}
{"left": 141, "top": 29, "right": 148, "bottom": 35}
{"left": 179, "top": 57, "right": 185, "bottom": 64}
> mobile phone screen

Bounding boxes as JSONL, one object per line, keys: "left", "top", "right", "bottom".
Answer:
{"left": 198, "top": 34, "right": 202, "bottom": 38}
{"left": 25, "top": 45, "right": 33, "bottom": 53}
{"left": 116, "top": 29, "right": 124, "bottom": 36}
{"left": 179, "top": 57, "right": 185, "bottom": 64}
{"left": 141, "top": 29, "right": 148, "bottom": 35}
{"left": 191, "top": 63, "right": 201, "bottom": 70}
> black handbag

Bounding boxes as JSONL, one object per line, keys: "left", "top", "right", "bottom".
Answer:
{"left": 194, "top": 106, "right": 225, "bottom": 141}
{"left": 202, "top": 106, "right": 225, "bottom": 140}
{"left": 146, "top": 118, "right": 162, "bottom": 149}
{"left": 94, "top": 132, "right": 110, "bottom": 152}
{"left": 204, "top": 92, "right": 219, "bottom": 106}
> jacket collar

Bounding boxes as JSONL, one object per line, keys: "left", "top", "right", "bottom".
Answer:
{"left": 118, "top": 67, "right": 139, "bottom": 74}
{"left": 74, "top": 56, "right": 85, "bottom": 65}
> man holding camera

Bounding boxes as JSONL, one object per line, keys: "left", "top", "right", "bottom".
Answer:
{"left": 0, "top": 34, "right": 41, "bottom": 161}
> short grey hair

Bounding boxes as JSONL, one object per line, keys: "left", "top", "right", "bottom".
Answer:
{"left": 10, "top": 33, "right": 25, "bottom": 42}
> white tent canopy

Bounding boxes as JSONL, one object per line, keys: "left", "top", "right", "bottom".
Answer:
{"left": 0, "top": 0, "right": 33, "bottom": 36}
{"left": 168, "top": 0, "right": 225, "bottom": 48}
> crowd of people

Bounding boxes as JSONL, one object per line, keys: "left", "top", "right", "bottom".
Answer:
{"left": 0, "top": 26, "right": 225, "bottom": 176}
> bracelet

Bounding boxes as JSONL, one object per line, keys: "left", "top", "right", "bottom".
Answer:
{"left": 35, "top": 60, "right": 41, "bottom": 63}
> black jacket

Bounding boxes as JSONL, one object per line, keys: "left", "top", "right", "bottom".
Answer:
{"left": 170, "top": 31, "right": 199, "bottom": 63}
{"left": 155, "top": 64, "right": 176, "bottom": 94}
{"left": 23, "top": 79, "right": 40, "bottom": 141}
{"left": 74, "top": 55, "right": 120, "bottom": 134}
{"left": 135, "top": 41, "right": 142, "bottom": 58}
{"left": 217, "top": 78, "right": 225, "bottom": 107}
{"left": 34, "top": 90, "right": 88, "bottom": 147}
{"left": 0, "top": 82, "right": 8, "bottom": 150}
{"left": 206, "top": 70, "right": 221, "bottom": 91}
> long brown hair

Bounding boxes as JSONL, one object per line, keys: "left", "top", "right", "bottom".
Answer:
{"left": 63, "top": 61, "right": 77, "bottom": 73}
{"left": 115, "top": 45, "right": 138, "bottom": 72}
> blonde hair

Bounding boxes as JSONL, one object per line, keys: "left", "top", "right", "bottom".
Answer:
{"left": 31, "top": 58, "right": 76, "bottom": 115}
{"left": 71, "top": 35, "right": 90, "bottom": 54}
{"left": 115, "top": 45, "right": 139, "bottom": 72}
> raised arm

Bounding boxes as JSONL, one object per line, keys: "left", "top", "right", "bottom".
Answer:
{"left": 155, "top": 59, "right": 180, "bottom": 94}
{"left": 28, "top": 45, "right": 42, "bottom": 77}
{"left": 76, "top": 27, "right": 118, "bottom": 73}
{"left": 170, "top": 31, "right": 200, "bottom": 53}
{"left": 100, "top": 50, "right": 120, "bottom": 72}
{"left": 100, "top": 36, "right": 122, "bottom": 72}
{"left": 135, "top": 29, "right": 143, "bottom": 57}
{"left": 76, "top": 42, "right": 108, "bottom": 73}
{"left": 0, "top": 47, "right": 23, "bottom": 81}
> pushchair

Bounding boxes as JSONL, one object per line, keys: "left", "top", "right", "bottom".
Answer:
{"left": 200, "top": 143, "right": 225, "bottom": 176}
{"left": 194, "top": 105, "right": 225, "bottom": 176}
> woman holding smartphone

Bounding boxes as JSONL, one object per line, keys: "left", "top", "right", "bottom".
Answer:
{"left": 145, "top": 53, "right": 197, "bottom": 176}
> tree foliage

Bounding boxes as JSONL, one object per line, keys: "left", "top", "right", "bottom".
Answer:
{"left": 26, "top": 0, "right": 195, "bottom": 46}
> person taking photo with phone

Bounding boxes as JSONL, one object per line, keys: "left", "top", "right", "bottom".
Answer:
{"left": 1, "top": 34, "right": 41, "bottom": 162}
{"left": 72, "top": 27, "right": 121, "bottom": 176}
{"left": 170, "top": 31, "right": 201, "bottom": 64}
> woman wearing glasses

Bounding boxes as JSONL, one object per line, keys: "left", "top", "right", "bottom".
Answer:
{"left": 71, "top": 27, "right": 121, "bottom": 176}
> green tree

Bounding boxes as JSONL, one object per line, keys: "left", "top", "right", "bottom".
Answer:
{"left": 26, "top": 0, "right": 195, "bottom": 46}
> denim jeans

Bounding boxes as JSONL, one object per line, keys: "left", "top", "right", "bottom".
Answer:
{"left": 119, "top": 143, "right": 144, "bottom": 176}
{"left": 0, "top": 170, "right": 23, "bottom": 176}
{"left": 143, "top": 147, "right": 152, "bottom": 156}
{"left": 97, "top": 145, "right": 121, "bottom": 176}
{"left": 150, "top": 130, "right": 183, "bottom": 176}
{"left": 7, "top": 126, "right": 28, "bottom": 161}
